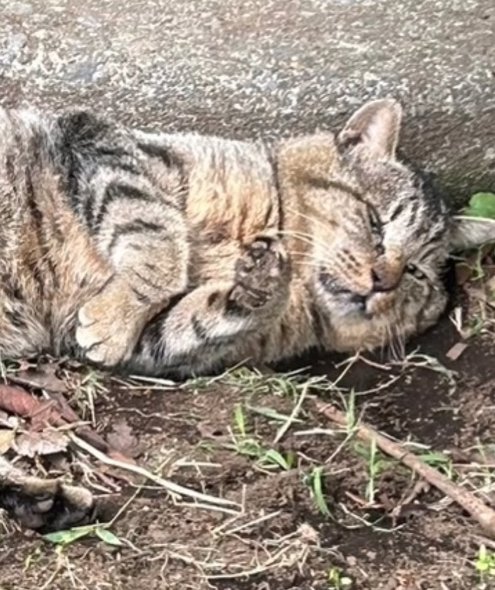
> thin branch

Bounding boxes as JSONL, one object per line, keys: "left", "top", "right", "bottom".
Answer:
{"left": 316, "top": 399, "right": 495, "bottom": 537}
{"left": 68, "top": 433, "right": 240, "bottom": 513}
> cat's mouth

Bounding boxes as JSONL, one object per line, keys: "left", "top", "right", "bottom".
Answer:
{"left": 318, "top": 273, "right": 397, "bottom": 319}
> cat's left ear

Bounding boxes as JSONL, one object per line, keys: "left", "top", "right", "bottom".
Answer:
{"left": 449, "top": 216, "right": 495, "bottom": 251}
{"left": 338, "top": 98, "right": 402, "bottom": 160}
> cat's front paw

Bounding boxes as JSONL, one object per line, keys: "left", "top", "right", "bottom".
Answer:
{"left": 76, "top": 295, "right": 138, "bottom": 367}
{"left": 228, "top": 237, "right": 291, "bottom": 313}
{"left": 1, "top": 477, "right": 95, "bottom": 532}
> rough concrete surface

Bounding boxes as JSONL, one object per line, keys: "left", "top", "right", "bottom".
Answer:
{"left": 0, "top": 0, "right": 493, "bottom": 202}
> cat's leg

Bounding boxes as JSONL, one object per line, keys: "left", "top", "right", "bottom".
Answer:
{"left": 76, "top": 194, "right": 188, "bottom": 366}
{"left": 132, "top": 237, "right": 291, "bottom": 375}
{"left": 75, "top": 192, "right": 188, "bottom": 366}
{"left": 52, "top": 111, "right": 188, "bottom": 367}
{"left": 0, "top": 455, "right": 95, "bottom": 531}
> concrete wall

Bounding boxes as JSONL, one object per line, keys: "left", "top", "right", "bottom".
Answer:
{"left": 0, "top": 0, "right": 493, "bottom": 204}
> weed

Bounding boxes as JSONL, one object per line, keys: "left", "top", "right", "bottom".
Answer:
{"left": 43, "top": 523, "right": 123, "bottom": 548}
{"left": 366, "top": 438, "right": 378, "bottom": 504}
{"left": 228, "top": 404, "right": 294, "bottom": 471}
{"left": 475, "top": 545, "right": 495, "bottom": 583}
{"left": 233, "top": 403, "right": 247, "bottom": 438}
{"left": 306, "top": 466, "right": 331, "bottom": 516}
{"left": 417, "top": 449, "right": 454, "bottom": 479}
{"left": 327, "top": 566, "right": 352, "bottom": 589}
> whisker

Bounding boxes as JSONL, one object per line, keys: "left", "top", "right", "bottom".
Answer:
{"left": 279, "top": 229, "right": 316, "bottom": 244}
{"left": 279, "top": 229, "right": 332, "bottom": 254}
{"left": 285, "top": 205, "right": 335, "bottom": 234}
{"left": 387, "top": 315, "right": 405, "bottom": 361}
{"left": 289, "top": 252, "right": 338, "bottom": 272}
{"left": 281, "top": 216, "right": 338, "bottom": 252}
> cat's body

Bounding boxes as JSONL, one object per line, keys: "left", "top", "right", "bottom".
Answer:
{"left": 0, "top": 109, "right": 289, "bottom": 374}
{"left": 0, "top": 100, "right": 493, "bottom": 377}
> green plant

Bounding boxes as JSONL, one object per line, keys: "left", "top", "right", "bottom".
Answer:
{"left": 475, "top": 545, "right": 495, "bottom": 581}
{"left": 306, "top": 466, "right": 331, "bottom": 516}
{"left": 463, "top": 193, "right": 495, "bottom": 220}
{"left": 352, "top": 440, "right": 396, "bottom": 503}
{"left": 327, "top": 566, "right": 352, "bottom": 589}
{"left": 229, "top": 404, "right": 294, "bottom": 471}
{"left": 417, "top": 450, "right": 454, "bottom": 479}
{"left": 43, "top": 524, "right": 123, "bottom": 548}
{"left": 365, "top": 438, "right": 379, "bottom": 504}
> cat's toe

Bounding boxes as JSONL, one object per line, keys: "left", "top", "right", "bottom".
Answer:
{"left": 76, "top": 309, "right": 130, "bottom": 367}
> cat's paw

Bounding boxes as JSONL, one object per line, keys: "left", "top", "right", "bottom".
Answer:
{"left": 228, "top": 237, "right": 291, "bottom": 313}
{"left": 1, "top": 478, "right": 95, "bottom": 532}
{"left": 76, "top": 296, "right": 138, "bottom": 367}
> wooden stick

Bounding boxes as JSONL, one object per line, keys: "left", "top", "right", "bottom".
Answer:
{"left": 316, "top": 399, "right": 495, "bottom": 537}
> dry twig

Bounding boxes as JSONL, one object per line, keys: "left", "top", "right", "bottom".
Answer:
{"left": 68, "top": 432, "right": 240, "bottom": 513}
{"left": 316, "top": 399, "right": 495, "bottom": 537}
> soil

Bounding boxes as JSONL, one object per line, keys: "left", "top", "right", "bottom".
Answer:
{"left": 2, "top": 283, "right": 495, "bottom": 589}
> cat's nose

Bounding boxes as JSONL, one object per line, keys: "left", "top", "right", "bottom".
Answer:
{"left": 371, "top": 269, "right": 399, "bottom": 292}
{"left": 371, "top": 255, "right": 405, "bottom": 292}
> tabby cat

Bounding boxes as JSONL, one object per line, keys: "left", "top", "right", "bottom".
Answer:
{"left": 0, "top": 98, "right": 493, "bottom": 377}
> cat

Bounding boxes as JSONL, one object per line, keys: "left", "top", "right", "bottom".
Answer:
{"left": 0, "top": 98, "right": 493, "bottom": 379}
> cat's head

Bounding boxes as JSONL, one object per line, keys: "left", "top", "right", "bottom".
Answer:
{"left": 277, "top": 98, "right": 495, "bottom": 353}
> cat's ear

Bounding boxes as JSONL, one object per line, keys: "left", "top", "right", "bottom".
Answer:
{"left": 338, "top": 98, "right": 402, "bottom": 160}
{"left": 277, "top": 133, "right": 341, "bottom": 186}
{"left": 449, "top": 216, "right": 495, "bottom": 251}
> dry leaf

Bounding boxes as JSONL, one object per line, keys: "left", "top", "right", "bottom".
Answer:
{"left": 0, "top": 429, "right": 15, "bottom": 454}
{"left": 0, "top": 384, "right": 67, "bottom": 430}
{"left": 10, "top": 364, "right": 68, "bottom": 393}
{"left": 455, "top": 262, "right": 474, "bottom": 286}
{"left": 15, "top": 430, "right": 69, "bottom": 458}
{"left": 0, "top": 411, "right": 19, "bottom": 429}
{"left": 446, "top": 342, "right": 468, "bottom": 361}
{"left": 0, "top": 382, "right": 134, "bottom": 463}
{"left": 107, "top": 421, "right": 141, "bottom": 459}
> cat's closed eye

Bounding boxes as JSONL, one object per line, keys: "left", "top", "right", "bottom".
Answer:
{"left": 367, "top": 206, "right": 385, "bottom": 254}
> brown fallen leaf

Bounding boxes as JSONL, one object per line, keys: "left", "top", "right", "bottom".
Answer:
{"left": 0, "top": 384, "right": 58, "bottom": 421}
{"left": 0, "top": 429, "right": 15, "bottom": 454}
{"left": 107, "top": 420, "right": 141, "bottom": 459}
{"left": 0, "top": 383, "right": 134, "bottom": 463}
{"left": 47, "top": 392, "right": 82, "bottom": 423}
{"left": 15, "top": 430, "right": 69, "bottom": 458}
{"left": 10, "top": 364, "right": 68, "bottom": 394}
{"left": 446, "top": 341, "right": 468, "bottom": 361}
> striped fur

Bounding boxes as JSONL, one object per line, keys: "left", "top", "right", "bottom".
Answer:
{"left": 0, "top": 99, "right": 493, "bottom": 376}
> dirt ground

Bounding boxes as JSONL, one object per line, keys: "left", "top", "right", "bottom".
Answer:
{"left": 2, "top": 264, "right": 495, "bottom": 589}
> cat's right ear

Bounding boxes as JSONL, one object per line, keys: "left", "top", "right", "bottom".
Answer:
{"left": 338, "top": 98, "right": 402, "bottom": 160}
{"left": 277, "top": 134, "right": 341, "bottom": 187}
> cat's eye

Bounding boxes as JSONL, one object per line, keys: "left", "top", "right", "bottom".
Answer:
{"left": 406, "top": 264, "right": 426, "bottom": 280}
{"left": 367, "top": 206, "right": 384, "bottom": 255}
{"left": 367, "top": 206, "right": 382, "bottom": 233}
